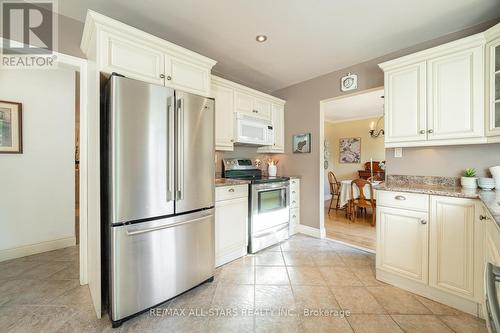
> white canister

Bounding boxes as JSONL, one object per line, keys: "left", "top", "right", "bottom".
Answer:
{"left": 268, "top": 164, "right": 277, "bottom": 177}
{"left": 490, "top": 166, "right": 500, "bottom": 189}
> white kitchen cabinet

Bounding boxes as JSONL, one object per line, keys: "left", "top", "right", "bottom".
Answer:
{"left": 427, "top": 46, "right": 484, "bottom": 141}
{"left": 258, "top": 103, "right": 285, "bottom": 153}
{"left": 376, "top": 206, "right": 429, "bottom": 284}
{"left": 83, "top": 10, "right": 216, "bottom": 97}
{"left": 379, "top": 33, "right": 486, "bottom": 147}
{"left": 485, "top": 24, "right": 500, "bottom": 142}
{"left": 288, "top": 178, "right": 300, "bottom": 235}
{"left": 234, "top": 91, "right": 271, "bottom": 120}
{"left": 289, "top": 208, "right": 299, "bottom": 236}
{"left": 384, "top": 62, "right": 427, "bottom": 144}
{"left": 100, "top": 30, "right": 165, "bottom": 85}
{"left": 429, "top": 196, "right": 483, "bottom": 301}
{"left": 165, "top": 56, "right": 211, "bottom": 96}
{"left": 483, "top": 207, "right": 500, "bottom": 319}
{"left": 212, "top": 82, "right": 234, "bottom": 151}
{"left": 215, "top": 185, "right": 248, "bottom": 267}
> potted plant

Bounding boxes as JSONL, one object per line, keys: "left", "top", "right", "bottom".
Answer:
{"left": 461, "top": 168, "right": 478, "bottom": 189}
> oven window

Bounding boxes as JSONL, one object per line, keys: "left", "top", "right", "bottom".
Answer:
{"left": 258, "top": 189, "right": 285, "bottom": 212}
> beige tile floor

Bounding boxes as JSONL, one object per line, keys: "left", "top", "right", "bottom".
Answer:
{"left": 0, "top": 234, "right": 487, "bottom": 332}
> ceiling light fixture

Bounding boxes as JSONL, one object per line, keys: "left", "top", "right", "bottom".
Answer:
{"left": 256, "top": 35, "right": 267, "bottom": 42}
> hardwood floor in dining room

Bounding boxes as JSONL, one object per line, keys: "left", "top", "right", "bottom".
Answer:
{"left": 324, "top": 204, "right": 376, "bottom": 251}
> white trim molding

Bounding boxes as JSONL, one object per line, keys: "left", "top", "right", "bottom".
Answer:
{"left": 296, "top": 224, "right": 326, "bottom": 238}
{"left": 0, "top": 237, "right": 76, "bottom": 262}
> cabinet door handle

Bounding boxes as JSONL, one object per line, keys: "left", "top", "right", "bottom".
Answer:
{"left": 480, "top": 215, "right": 490, "bottom": 221}
{"left": 160, "top": 74, "right": 165, "bottom": 79}
{"left": 228, "top": 188, "right": 235, "bottom": 192}
{"left": 292, "top": 191, "right": 296, "bottom": 194}
{"left": 428, "top": 129, "right": 434, "bottom": 134}
{"left": 167, "top": 76, "right": 172, "bottom": 81}
{"left": 419, "top": 130, "right": 426, "bottom": 134}
{"left": 292, "top": 215, "right": 296, "bottom": 218}
{"left": 394, "top": 195, "right": 406, "bottom": 201}
{"left": 420, "top": 219, "right": 427, "bottom": 225}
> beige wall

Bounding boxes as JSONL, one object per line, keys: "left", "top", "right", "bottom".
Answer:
{"left": 386, "top": 144, "right": 500, "bottom": 178}
{"left": 324, "top": 118, "right": 385, "bottom": 196}
{"left": 273, "top": 19, "right": 499, "bottom": 230}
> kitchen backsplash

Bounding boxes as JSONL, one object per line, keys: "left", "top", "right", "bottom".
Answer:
{"left": 215, "top": 146, "right": 284, "bottom": 176}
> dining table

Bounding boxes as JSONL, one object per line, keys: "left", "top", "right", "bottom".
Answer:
{"left": 338, "top": 179, "right": 381, "bottom": 208}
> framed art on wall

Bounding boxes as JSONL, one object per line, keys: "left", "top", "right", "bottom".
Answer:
{"left": 339, "top": 137, "right": 360, "bottom": 163}
{"left": 0, "top": 100, "right": 23, "bottom": 153}
{"left": 293, "top": 133, "right": 311, "bottom": 153}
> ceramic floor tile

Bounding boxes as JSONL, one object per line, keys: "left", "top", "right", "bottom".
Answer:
{"left": 319, "top": 266, "right": 363, "bottom": 286}
{"left": 0, "top": 260, "right": 43, "bottom": 280}
{"left": 255, "top": 252, "right": 285, "bottom": 266}
{"left": 330, "top": 286, "right": 386, "bottom": 314}
{"left": 255, "top": 266, "right": 290, "bottom": 285}
{"left": 5, "top": 305, "right": 78, "bottom": 333}
{"left": 208, "top": 315, "right": 254, "bottom": 333}
{"left": 211, "top": 284, "right": 254, "bottom": 309}
{"left": 302, "top": 316, "right": 353, "bottom": 333}
{"left": 366, "top": 286, "right": 431, "bottom": 315}
{"left": 287, "top": 266, "right": 326, "bottom": 286}
{"left": 292, "top": 286, "right": 340, "bottom": 311}
{"left": 339, "top": 252, "right": 375, "bottom": 268}
{"left": 311, "top": 252, "right": 345, "bottom": 266}
{"left": 391, "top": 314, "right": 453, "bottom": 333}
{"left": 21, "top": 261, "right": 72, "bottom": 280}
{"left": 166, "top": 282, "right": 217, "bottom": 310}
{"left": 414, "top": 295, "right": 462, "bottom": 315}
{"left": 47, "top": 262, "right": 80, "bottom": 280}
{"left": 255, "top": 285, "right": 295, "bottom": 310}
{"left": 349, "top": 266, "right": 386, "bottom": 287}
{"left": 347, "top": 314, "right": 403, "bottom": 333}
{"left": 218, "top": 263, "right": 254, "bottom": 285}
{"left": 439, "top": 314, "right": 488, "bottom": 333}
{"left": 5, "top": 279, "right": 80, "bottom": 305}
{"left": 282, "top": 252, "right": 316, "bottom": 266}
{"left": 50, "top": 285, "right": 93, "bottom": 307}
{"left": 254, "top": 314, "right": 302, "bottom": 333}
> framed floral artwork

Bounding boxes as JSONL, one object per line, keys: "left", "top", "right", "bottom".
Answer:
{"left": 0, "top": 100, "right": 22, "bottom": 153}
{"left": 339, "top": 137, "right": 360, "bottom": 163}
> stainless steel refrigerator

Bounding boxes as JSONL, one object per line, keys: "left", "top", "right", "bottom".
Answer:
{"left": 101, "top": 75, "right": 215, "bottom": 327}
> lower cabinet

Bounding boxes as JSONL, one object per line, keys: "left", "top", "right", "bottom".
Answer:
{"left": 429, "top": 196, "right": 483, "bottom": 302}
{"left": 215, "top": 185, "right": 248, "bottom": 267}
{"left": 289, "top": 178, "right": 300, "bottom": 235}
{"left": 376, "top": 191, "right": 486, "bottom": 316}
{"left": 377, "top": 206, "right": 429, "bottom": 284}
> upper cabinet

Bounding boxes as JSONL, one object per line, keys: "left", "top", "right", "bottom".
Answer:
{"left": 380, "top": 33, "right": 487, "bottom": 147}
{"left": 485, "top": 24, "right": 500, "bottom": 141}
{"left": 81, "top": 11, "right": 216, "bottom": 97}
{"left": 211, "top": 75, "right": 285, "bottom": 152}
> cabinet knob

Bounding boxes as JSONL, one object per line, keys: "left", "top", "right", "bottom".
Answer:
{"left": 292, "top": 215, "right": 296, "bottom": 218}
{"left": 167, "top": 76, "right": 172, "bottom": 81}
{"left": 230, "top": 139, "right": 234, "bottom": 142}
{"left": 228, "top": 188, "right": 235, "bottom": 192}
{"left": 160, "top": 74, "right": 165, "bottom": 79}
{"left": 419, "top": 130, "right": 426, "bottom": 134}
{"left": 292, "top": 200, "right": 296, "bottom": 204}
{"left": 420, "top": 219, "right": 427, "bottom": 225}
{"left": 428, "top": 129, "right": 434, "bottom": 134}
{"left": 480, "top": 215, "right": 490, "bottom": 221}
{"left": 253, "top": 110, "right": 258, "bottom": 113}
{"left": 394, "top": 195, "right": 406, "bottom": 201}
{"left": 292, "top": 191, "right": 296, "bottom": 194}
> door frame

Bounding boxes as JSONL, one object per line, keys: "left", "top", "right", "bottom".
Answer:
{"left": 3, "top": 39, "right": 89, "bottom": 285}
{"left": 318, "top": 86, "right": 384, "bottom": 252}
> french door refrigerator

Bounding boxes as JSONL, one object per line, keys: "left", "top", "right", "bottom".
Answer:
{"left": 102, "top": 74, "right": 215, "bottom": 327}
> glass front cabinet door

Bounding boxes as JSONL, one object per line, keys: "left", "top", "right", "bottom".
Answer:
{"left": 486, "top": 24, "right": 500, "bottom": 140}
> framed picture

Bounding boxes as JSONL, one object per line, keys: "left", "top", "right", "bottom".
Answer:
{"left": 293, "top": 133, "right": 311, "bottom": 153}
{"left": 0, "top": 100, "right": 22, "bottom": 153}
{"left": 339, "top": 137, "right": 360, "bottom": 163}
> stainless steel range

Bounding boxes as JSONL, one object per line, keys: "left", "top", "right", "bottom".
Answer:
{"left": 222, "top": 159, "right": 290, "bottom": 253}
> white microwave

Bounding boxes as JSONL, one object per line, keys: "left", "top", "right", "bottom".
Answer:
{"left": 234, "top": 112, "right": 274, "bottom": 146}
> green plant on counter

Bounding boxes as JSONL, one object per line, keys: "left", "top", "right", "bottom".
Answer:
{"left": 463, "top": 168, "right": 476, "bottom": 177}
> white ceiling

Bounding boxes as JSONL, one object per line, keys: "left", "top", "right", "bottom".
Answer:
{"left": 59, "top": 0, "right": 500, "bottom": 92}
{"left": 324, "top": 89, "right": 384, "bottom": 122}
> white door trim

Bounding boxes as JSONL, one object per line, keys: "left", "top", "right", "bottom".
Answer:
{"left": 1, "top": 39, "right": 89, "bottom": 285}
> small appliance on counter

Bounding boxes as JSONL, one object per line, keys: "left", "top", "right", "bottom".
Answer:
{"left": 222, "top": 159, "right": 290, "bottom": 253}
{"left": 101, "top": 74, "right": 215, "bottom": 327}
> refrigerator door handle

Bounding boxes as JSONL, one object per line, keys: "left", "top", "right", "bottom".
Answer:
{"left": 166, "top": 101, "right": 175, "bottom": 201}
{"left": 176, "top": 97, "right": 184, "bottom": 200}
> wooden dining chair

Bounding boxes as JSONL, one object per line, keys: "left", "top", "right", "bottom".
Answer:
{"left": 327, "top": 171, "right": 341, "bottom": 215}
{"left": 350, "top": 179, "right": 376, "bottom": 226}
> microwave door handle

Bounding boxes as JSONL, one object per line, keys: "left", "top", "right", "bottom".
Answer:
{"left": 176, "top": 98, "right": 184, "bottom": 200}
{"left": 166, "top": 100, "right": 174, "bottom": 201}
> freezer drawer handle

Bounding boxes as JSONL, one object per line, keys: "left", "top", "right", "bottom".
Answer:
{"left": 485, "top": 262, "right": 500, "bottom": 333}
{"left": 126, "top": 215, "right": 213, "bottom": 236}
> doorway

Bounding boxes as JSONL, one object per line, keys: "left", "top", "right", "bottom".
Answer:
{"left": 320, "top": 88, "right": 385, "bottom": 252}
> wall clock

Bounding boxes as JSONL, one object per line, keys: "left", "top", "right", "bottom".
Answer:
{"left": 340, "top": 73, "right": 358, "bottom": 92}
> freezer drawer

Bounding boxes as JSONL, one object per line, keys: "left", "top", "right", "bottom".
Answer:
{"left": 110, "top": 209, "right": 214, "bottom": 322}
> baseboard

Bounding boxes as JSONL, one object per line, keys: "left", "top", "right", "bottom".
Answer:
{"left": 296, "top": 224, "right": 324, "bottom": 238}
{"left": 215, "top": 246, "right": 247, "bottom": 267}
{"left": 0, "top": 236, "right": 76, "bottom": 262}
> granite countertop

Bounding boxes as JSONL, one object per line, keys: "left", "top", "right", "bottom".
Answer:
{"left": 214, "top": 178, "right": 250, "bottom": 187}
{"left": 375, "top": 182, "right": 500, "bottom": 227}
